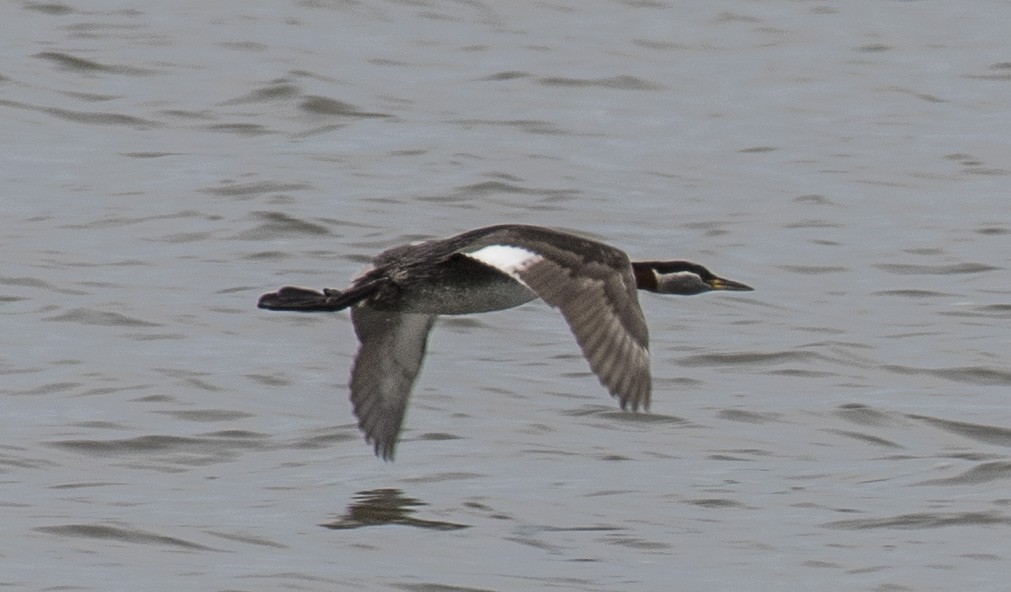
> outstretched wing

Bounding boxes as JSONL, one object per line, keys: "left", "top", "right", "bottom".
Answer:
{"left": 349, "top": 306, "right": 436, "bottom": 460}
{"left": 463, "top": 239, "right": 651, "bottom": 411}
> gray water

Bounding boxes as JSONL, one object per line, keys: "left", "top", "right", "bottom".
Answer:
{"left": 2, "top": 1, "right": 1010, "bottom": 590}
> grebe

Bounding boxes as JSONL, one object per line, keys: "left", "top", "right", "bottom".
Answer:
{"left": 258, "top": 224, "right": 752, "bottom": 459}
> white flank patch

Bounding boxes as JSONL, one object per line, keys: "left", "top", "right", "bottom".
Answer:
{"left": 464, "top": 244, "right": 543, "bottom": 281}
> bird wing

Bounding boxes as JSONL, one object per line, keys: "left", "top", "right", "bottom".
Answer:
{"left": 462, "top": 241, "right": 651, "bottom": 411}
{"left": 349, "top": 305, "right": 436, "bottom": 460}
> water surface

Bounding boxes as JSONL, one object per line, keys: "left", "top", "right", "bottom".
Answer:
{"left": 2, "top": 1, "right": 1009, "bottom": 591}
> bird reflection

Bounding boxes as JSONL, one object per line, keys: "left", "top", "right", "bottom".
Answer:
{"left": 320, "top": 488, "right": 468, "bottom": 530}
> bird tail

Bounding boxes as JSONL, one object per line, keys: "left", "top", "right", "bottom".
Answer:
{"left": 258, "top": 281, "right": 380, "bottom": 312}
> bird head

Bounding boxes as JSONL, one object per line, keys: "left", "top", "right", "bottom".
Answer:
{"left": 633, "top": 261, "right": 754, "bottom": 295}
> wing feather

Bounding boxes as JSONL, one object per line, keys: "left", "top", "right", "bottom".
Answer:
{"left": 459, "top": 227, "right": 652, "bottom": 410}
{"left": 349, "top": 306, "right": 436, "bottom": 460}
{"left": 462, "top": 239, "right": 651, "bottom": 411}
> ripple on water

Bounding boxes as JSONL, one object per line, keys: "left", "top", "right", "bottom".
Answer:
{"left": 47, "top": 432, "right": 270, "bottom": 469}
{"left": 232, "top": 211, "right": 333, "bottom": 240}
{"left": 823, "top": 429, "right": 904, "bottom": 450}
{"left": 823, "top": 511, "right": 1011, "bottom": 530}
{"left": 680, "top": 350, "right": 828, "bottom": 367}
{"left": 834, "top": 403, "right": 907, "bottom": 427}
{"left": 883, "top": 365, "right": 1011, "bottom": 386}
{"left": 873, "top": 262, "right": 1000, "bottom": 275}
{"left": 34, "top": 51, "right": 159, "bottom": 76}
{"left": 44, "top": 308, "right": 161, "bottom": 327}
{"left": 906, "top": 414, "right": 1011, "bottom": 446}
{"left": 35, "top": 523, "right": 219, "bottom": 551}
{"left": 917, "top": 461, "right": 1011, "bottom": 486}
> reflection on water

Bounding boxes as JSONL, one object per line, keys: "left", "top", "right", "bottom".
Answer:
{"left": 321, "top": 489, "right": 469, "bottom": 531}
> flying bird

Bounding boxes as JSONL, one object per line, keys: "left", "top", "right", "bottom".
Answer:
{"left": 259, "top": 224, "right": 752, "bottom": 459}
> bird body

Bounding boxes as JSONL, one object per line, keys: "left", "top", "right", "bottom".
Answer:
{"left": 259, "top": 224, "right": 752, "bottom": 459}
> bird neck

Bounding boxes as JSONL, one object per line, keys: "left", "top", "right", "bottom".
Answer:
{"left": 631, "top": 262, "right": 658, "bottom": 292}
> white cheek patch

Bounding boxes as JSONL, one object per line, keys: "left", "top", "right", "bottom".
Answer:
{"left": 654, "top": 270, "right": 706, "bottom": 294}
{"left": 464, "top": 244, "right": 543, "bottom": 284}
